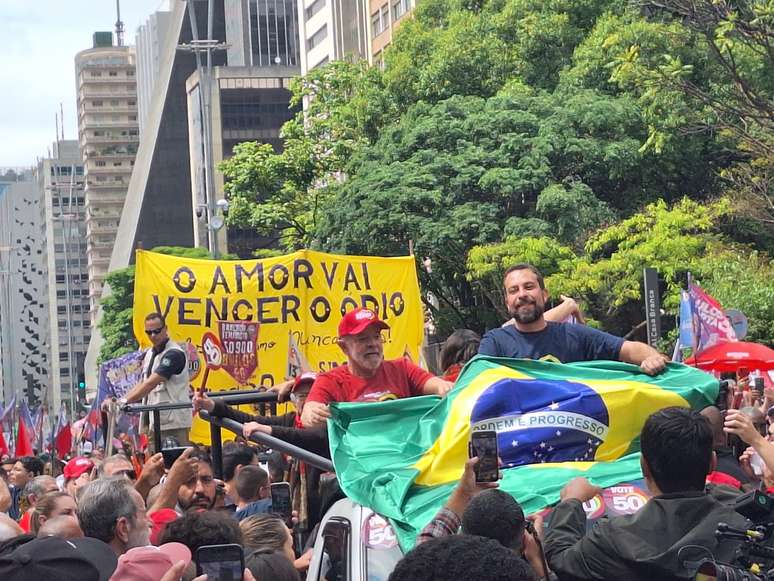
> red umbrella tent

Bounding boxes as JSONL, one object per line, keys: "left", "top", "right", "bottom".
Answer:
{"left": 685, "top": 341, "right": 774, "bottom": 373}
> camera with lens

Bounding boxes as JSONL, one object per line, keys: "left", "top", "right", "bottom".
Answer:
{"left": 691, "top": 490, "right": 774, "bottom": 580}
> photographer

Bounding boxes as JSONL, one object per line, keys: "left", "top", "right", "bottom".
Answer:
{"left": 545, "top": 407, "right": 749, "bottom": 581}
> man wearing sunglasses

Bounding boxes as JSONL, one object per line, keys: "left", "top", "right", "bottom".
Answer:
{"left": 118, "top": 312, "right": 192, "bottom": 450}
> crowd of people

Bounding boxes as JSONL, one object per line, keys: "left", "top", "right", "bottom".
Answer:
{"left": 0, "top": 262, "right": 768, "bottom": 580}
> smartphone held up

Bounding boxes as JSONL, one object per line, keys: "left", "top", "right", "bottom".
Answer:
{"left": 469, "top": 430, "right": 500, "bottom": 483}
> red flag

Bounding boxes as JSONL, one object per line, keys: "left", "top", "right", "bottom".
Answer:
{"left": 55, "top": 423, "right": 72, "bottom": 458}
{"left": 0, "top": 430, "right": 8, "bottom": 457}
{"left": 54, "top": 402, "right": 71, "bottom": 458}
{"left": 16, "top": 415, "right": 33, "bottom": 457}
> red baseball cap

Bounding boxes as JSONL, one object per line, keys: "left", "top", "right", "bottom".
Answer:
{"left": 63, "top": 457, "right": 94, "bottom": 480}
{"left": 148, "top": 509, "right": 179, "bottom": 545}
{"left": 338, "top": 308, "right": 389, "bottom": 338}
{"left": 109, "top": 543, "right": 191, "bottom": 581}
{"left": 292, "top": 372, "right": 317, "bottom": 393}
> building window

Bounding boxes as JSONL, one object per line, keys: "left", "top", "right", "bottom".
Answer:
{"left": 90, "top": 71, "right": 102, "bottom": 77}
{"left": 59, "top": 352, "right": 69, "bottom": 361}
{"left": 312, "top": 55, "right": 329, "bottom": 70}
{"left": 60, "top": 368, "right": 70, "bottom": 376}
{"left": 109, "top": 71, "right": 118, "bottom": 77}
{"left": 392, "top": 0, "right": 410, "bottom": 21}
{"left": 372, "top": 4, "right": 390, "bottom": 37}
{"left": 92, "top": 100, "right": 103, "bottom": 106}
{"left": 127, "top": 70, "right": 135, "bottom": 76}
{"left": 248, "top": 0, "right": 300, "bottom": 67}
{"left": 95, "top": 161, "right": 106, "bottom": 167}
{"left": 306, "top": 0, "right": 325, "bottom": 19}
{"left": 316, "top": 519, "right": 350, "bottom": 580}
{"left": 307, "top": 24, "right": 327, "bottom": 50}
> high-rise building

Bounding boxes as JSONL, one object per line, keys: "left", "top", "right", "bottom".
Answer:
{"left": 37, "top": 141, "right": 90, "bottom": 415}
{"left": 367, "top": 0, "right": 414, "bottom": 66}
{"left": 136, "top": 10, "right": 173, "bottom": 133}
{"left": 75, "top": 35, "right": 139, "bottom": 324}
{"left": 0, "top": 171, "right": 51, "bottom": 407}
{"left": 84, "top": 0, "right": 302, "bottom": 391}
{"left": 296, "top": 0, "right": 369, "bottom": 75}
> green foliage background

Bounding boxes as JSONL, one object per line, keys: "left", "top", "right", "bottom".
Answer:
{"left": 211, "top": 0, "right": 773, "bottom": 347}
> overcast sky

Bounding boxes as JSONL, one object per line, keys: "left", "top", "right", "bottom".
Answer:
{"left": 0, "top": 0, "right": 169, "bottom": 167}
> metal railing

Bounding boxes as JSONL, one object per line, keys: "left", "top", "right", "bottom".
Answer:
{"left": 120, "top": 390, "right": 334, "bottom": 477}
{"left": 199, "top": 411, "right": 335, "bottom": 477}
{"left": 122, "top": 390, "right": 279, "bottom": 453}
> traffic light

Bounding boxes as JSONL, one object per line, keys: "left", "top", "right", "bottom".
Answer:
{"left": 77, "top": 373, "right": 86, "bottom": 402}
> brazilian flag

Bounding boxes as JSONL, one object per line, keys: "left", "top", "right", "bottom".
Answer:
{"left": 328, "top": 357, "right": 717, "bottom": 550}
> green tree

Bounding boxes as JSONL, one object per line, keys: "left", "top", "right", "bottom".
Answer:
{"left": 606, "top": 0, "right": 773, "bottom": 227}
{"left": 694, "top": 245, "right": 774, "bottom": 345}
{"left": 466, "top": 198, "right": 752, "bottom": 339}
{"left": 97, "top": 246, "right": 228, "bottom": 364}
{"left": 318, "top": 89, "right": 681, "bottom": 332}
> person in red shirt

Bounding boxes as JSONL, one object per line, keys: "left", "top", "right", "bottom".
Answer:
{"left": 300, "top": 308, "right": 453, "bottom": 428}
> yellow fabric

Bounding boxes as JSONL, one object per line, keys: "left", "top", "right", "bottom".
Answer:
{"left": 133, "top": 249, "right": 424, "bottom": 442}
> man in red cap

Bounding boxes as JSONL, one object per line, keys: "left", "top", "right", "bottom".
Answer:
{"left": 193, "top": 372, "right": 325, "bottom": 456}
{"left": 64, "top": 456, "right": 94, "bottom": 498}
{"left": 300, "top": 307, "right": 453, "bottom": 428}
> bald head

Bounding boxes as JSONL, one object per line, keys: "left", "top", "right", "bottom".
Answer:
{"left": 0, "top": 513, "right": 23, "bottom": 542}
{"left": 37, "top": 515, "right": 84, "bottom": 540}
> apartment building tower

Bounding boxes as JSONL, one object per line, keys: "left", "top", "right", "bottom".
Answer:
{"left": 297, "top": 0, "right": 369, "bottom": 75}
{"left": 368, "top": 0, "right": 413, "bottom": 66}
{"left": 37, "top": 141, "right": 91, "bottom": 414}
{"left": 75, "top": 33, "right": 139, "bottom": 324}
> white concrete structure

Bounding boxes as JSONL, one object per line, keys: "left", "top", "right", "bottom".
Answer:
{"left": 297, "top": 0, "right": 369, "bottom": 75}
{"left": 0, "top": 175, "right": 51, "bottom": 407}
{"left": 136, "top": 9, "right": 173, "bottom": 133}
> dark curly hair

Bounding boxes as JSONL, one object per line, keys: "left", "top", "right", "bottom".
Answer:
{"left": 389, "top": 535, "right": 536, "bottom": 581}
{"left": 461, "top": 489, "right": 526, "bottom": 550}
{"left": 158, "top": 510, "right": 242, "bottom": 553}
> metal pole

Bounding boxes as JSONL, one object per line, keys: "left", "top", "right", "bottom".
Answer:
{"left": 200, "top": 412, "right": 334, "bottom": 472}
{"left": 187, "top": 0, "right": 219, "bottom": 258}
{"left": 209, "top": 420, "right": 223, "bottom": 479}
{"left": 153, "top": 409, "right": 162, "bottom": 452}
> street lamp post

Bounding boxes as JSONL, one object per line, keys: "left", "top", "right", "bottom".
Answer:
{"left": 179, "top": 0, "right": 228, "bottom": 258}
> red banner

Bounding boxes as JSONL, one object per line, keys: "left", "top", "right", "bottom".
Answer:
{"left": 218, "top": 321, "right": 260, "bottom": 385}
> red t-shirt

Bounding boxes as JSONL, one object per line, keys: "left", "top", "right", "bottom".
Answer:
{"left": 308, "top": 358, "right": 434, "bottom": 404}
{"left": 18, "top": 510, "right": 32, "bottom": 533}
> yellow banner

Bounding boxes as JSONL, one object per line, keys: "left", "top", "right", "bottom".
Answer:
{"left": 133, "top": 249, "right": 424, "bottom": 442}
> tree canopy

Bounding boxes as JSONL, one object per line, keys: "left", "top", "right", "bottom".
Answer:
{"left": 216, "top": 0, "right": 772, "bottom": 345}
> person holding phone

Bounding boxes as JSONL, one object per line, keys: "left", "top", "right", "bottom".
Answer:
{"left": 416, "top": 456, "right": 549, "bottom": 579}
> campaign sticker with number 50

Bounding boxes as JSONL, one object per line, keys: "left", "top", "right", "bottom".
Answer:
{"left": 602, "top": 484, "right": 649, "bottom": 515}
